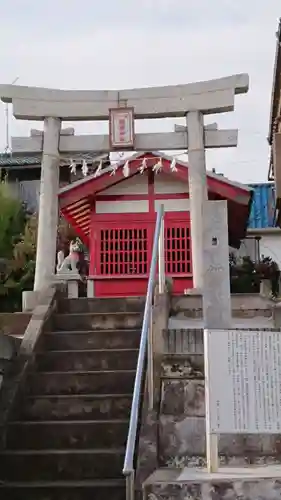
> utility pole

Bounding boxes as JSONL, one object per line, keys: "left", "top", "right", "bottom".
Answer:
{"left": 4, "top": 77, "right": 19, "bottom": 155}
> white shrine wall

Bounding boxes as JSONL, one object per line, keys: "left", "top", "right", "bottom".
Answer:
{"left": 154, "top": 172, "right": 188, "bottom": 194}
{"left": 95, "top": 199, "right": 149, "bottom": 213}
{"left": 154, "top": 198, "right": 190, "bottom": 212}
{"left": 154, "top": 171, "right": 189, "bottom": 212}
{"left": 95, "top": 170, "right": 190, "bottom": 214}
{"left": 95, "top": 174, "right": 148, "bottom": 213}
{"left": 101, "top": 174, "right": 148, "bottom": 195}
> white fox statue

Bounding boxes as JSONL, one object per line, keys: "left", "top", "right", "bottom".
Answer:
{"left": 56, "top": 240, "right": 81, "bottom": 274}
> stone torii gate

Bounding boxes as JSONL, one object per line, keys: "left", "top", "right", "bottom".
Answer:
{"left": 0, "top": 74, "right": 249, "bottom": 292}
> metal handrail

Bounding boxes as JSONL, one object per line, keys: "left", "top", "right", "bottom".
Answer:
{"left": 123, "top": 204, "right": 165, "bottom": 500}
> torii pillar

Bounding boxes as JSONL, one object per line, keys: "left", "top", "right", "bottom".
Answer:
{"left": 33, "top": 117, "right": 61, "bottom": 290}
{"left": 187, "top": 111, "right": 208, "bottom": 291}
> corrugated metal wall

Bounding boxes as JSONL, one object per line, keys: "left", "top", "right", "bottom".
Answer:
{"left": 247, "top": 183, "right": 276, "bottom": 229}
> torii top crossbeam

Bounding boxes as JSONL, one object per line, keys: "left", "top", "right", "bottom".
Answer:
{"left": 0, "top": 74, "right": 249, "bottom": 120}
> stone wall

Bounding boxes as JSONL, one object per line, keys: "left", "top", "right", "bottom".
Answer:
{"left": 0, "top": 334, "right": 20, "bottom": 389}
{"left": 144, "top": 468, "right": 281, "bottom": 500}
{"left": 159, "top": 329, "right": 281, "bottom": 468}
{"left": 0, "top": 313, "right": 31, "bottom": 338}
{"left": 171, "top": 294, "right": 273, "bottom": 319}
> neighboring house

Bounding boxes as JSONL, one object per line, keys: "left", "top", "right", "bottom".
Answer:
{"left": 268, "top": 18, "right": 281, "bottom": 224}
{"left": 236, "top": 182, "right": 281, "bottom": 267}
{"left": 0, "top": 153, "right": 110, "bottom": 212}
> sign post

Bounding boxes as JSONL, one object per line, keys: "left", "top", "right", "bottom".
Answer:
{"left": 202, "top": 200, "right": 232, "bottom": 472}
{"left": 203, "top": 202, "right": 281, "bottom": 472}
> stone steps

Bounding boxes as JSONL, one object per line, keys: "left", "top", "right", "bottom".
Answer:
{"left": 26, "top": 370, "right": 136, "bottom": 396}
{"left": 0, "top": 479, "right": 126, "bottom": 500}
{"left": 43, "top": 329, "right": 141, "bottom": 351}
{"left": 0, "top": 297, "right": 144, "bottom": 500}
{"left": 36, "top": 348, "right": 139, "bottom": 371}
{"left": 58, "top": 296, "right": 145, "bottom": 314}
{"left": 17, "top": 393, "right": 134, "bottom": 421}
{"left": 0, "top": 448, "right": 126, "bottom": 481}
{"left": 7, "top": 419, "right": 129, "bottom": 449}
{"left": 53, "top": 311, "right": 143, "bottom": 331}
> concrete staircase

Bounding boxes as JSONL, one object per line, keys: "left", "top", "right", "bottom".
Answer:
{"left": 0, "top": 296, "right": 145, "bottom": 500}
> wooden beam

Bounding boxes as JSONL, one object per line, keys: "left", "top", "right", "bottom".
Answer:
{"left": 12, "top": 129, "right": 238, "bottom": 155}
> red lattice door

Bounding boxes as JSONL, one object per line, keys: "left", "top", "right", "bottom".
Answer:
{"left": 164, "top": 213, "right": 193, "bottom": 293}
{"left": 90, "top": 216, "right": 154, "bottom": 297}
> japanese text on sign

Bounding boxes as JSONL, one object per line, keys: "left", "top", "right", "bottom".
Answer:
{"left": 206, "top": 329, "right": 281, "bottom": 434}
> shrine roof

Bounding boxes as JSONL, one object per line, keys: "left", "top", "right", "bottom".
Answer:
{"left": 0, "top": 152, "right": 105, "bottom": 168}
{"left": 59, "top": 150, "right": 253, "bottom": 198}
{"left": 58, "top": 151, "right": 253, "bottom": 249}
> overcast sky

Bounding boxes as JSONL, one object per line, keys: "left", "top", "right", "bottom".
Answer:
{"left": 0, "top": 0, "right": 280, "bottom": 183}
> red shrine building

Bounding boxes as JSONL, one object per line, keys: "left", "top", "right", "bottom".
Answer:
{"left": 58, "top": 152, "right": 252, "bottom": 297}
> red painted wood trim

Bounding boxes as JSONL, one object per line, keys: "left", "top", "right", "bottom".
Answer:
{"left": 59, "top": 159, "right": 145, "bottom": 208}
{"left": 88, "top": 274, "right": 150, "bottom": 280}
{"left": 59, "top": 156, "right": 163, "bottom": 207}
{"left": 60, "top": 209, "right": 89, "bottom": 246}
{"left": 155, "top": 193, "right": 189, "bottom": 200}
{"left": 148, "top": 169, "right": 154, "bottom": 214}
{"left": 164, "top": 211, "right": 191, "bottom": 220}
{"left": 95, "top": 193, "right": 189, "bottom": 201}
{"left": 91, "top": 213, "right": 156, "bottom": 223}
{"left": 89, "top": 200, "right": 96, "bottom": 275}
{"left": 91, "top": 211, "right": 191, "bottom": 223}
{"left": 61, "top": 205, "right": 192, "bottom": 243}
{"left": 88, "top": 272, "right": 192, "bottom": 280}
{"left": 158, "top": 159, "right": 248, "bottom": 203}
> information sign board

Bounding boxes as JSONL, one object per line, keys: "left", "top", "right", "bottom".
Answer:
{"left": 205, "top": 329, "right": 281, "bottom": 434}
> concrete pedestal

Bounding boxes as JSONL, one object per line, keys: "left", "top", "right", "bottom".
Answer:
{"left": 54, "top": 272, "right": 81, "bottom": 298}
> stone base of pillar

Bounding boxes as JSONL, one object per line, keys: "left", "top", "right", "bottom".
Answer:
{"left": 273, "top": 302, "right": 281, "bottom": 328}
{"left": 87, "top": 279, "right": 95, "bottom": 298}
{"left": 260, "top": 279, "right": 272, "bottom": 299}
{"left": 22, "top": 290, "right": 41, "bottom": 312}
{"left": 183, "top": 287, "right": 203, "bottom": 296}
